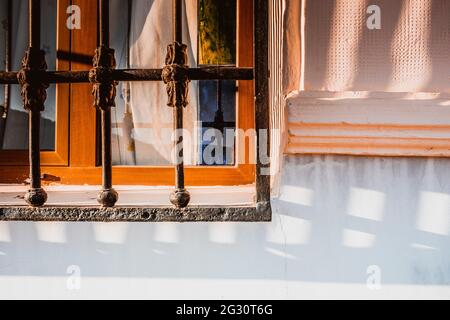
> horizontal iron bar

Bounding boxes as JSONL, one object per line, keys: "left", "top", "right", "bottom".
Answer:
{"left": 0, "top": 67, "right": 254, "bottom": 84}
{"left": 188, "top": 67, "right": 254, "bottom": 80}
{"left": 0, "top": 72, "right": 17, "bottom": 84}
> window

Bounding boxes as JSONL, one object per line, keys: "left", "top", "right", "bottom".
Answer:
{"left": 286, "top": 0, "right": 450, "bottom": 157}
{"left": 0, "top": 0, "right": 69, "bottom": 165}
{"left": 0, "top": 0, "right": 271, "bottom": 221}
{"left": 1, "top": 0, "right": 255, "bottom": 184}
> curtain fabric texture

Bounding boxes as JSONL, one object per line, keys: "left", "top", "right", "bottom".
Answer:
{"left": 110, "top": 0, "right": 199, "bottom": 166}
{"left": 298, "top": 0, "right": 449, "bottom": 93}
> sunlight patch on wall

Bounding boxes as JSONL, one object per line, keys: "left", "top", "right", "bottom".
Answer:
{"left": 279, "top": 185, "right": 314, "bottom": 206}
{"left": 152, "top": 249, "right": 168, "bottom": 256}
{"left": 324, "top": 0, "right": 366, "bottom": 91}
{"left": 93, "top": 223, "right": 129, "bottom": 244}
{"left": 416, "top": 191, "right": 450, "bottom": 236}
{"left": 342, "top": 229, "right": 376, "bottom": 248}
{"left": 35, "top": 222, "right": 67, "bottom": 244}
{"left": 0, "top": 223, "right": 11, "bottom": 242}
{"left": 264, "top": 247, "right": 298, "bottom": 260}
{"left": 411, "top": 243, "right": 438, "bottom": 251}
{"left": 266, "top": 215, "right": 311, "bottom": 245}
{"left": 208, "top": 224, "right": 236, "bottom": 244}
{"left": 154, "top": 224, "right": 180, "bottom": 244}
{"left": 388, "top": 0, "right": 433, "bottom": 92}
{"left": 347, "top": 188, "right": 386, "bottom": 222}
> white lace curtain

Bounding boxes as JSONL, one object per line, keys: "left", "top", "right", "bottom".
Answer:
{"left": 300, "top": 0, "right": 449, "bottom": 93}
{"left": 110, "top": 0, "right": 199, "bottom": 166}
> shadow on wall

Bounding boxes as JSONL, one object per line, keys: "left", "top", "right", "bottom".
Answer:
{"left": 0, "top": 155, "right": 449, "bottom": 286}
{"left": 304, "top": 0, "right": 450, "bottom": 93}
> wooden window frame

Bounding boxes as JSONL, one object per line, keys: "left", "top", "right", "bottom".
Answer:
{"left": 0, "top": 0, "right": 70, "bottom": 166}
{"left": 0, "top": 0, "right": 256, "bottom": 186}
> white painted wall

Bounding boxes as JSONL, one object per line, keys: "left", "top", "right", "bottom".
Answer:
{"left": 1, "top": 155, "right": 450, "bottom": 299}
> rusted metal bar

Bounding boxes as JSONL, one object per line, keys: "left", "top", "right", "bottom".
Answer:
{"left": 161, "top": 0, "right": 191, "bottom": 208}
{"left": 173, "top": 0, "right": 183, "bottom": 44}
{"left": 0, "top": 67, "right": 253, "bottom": 84}
{"left": 17, "top": 0, "right": 48, "bottom": 207}
{"left": 0, "top": 72, "right": 17, "bottom": 84}
{"left": 188, "top": 67, "right": 253, "bottom": 80}
{"left": 254, "top": 0, "right": 271, "bottom": 215}
{"left": 0, "top": 0, "right": 12, "bottom": 149}
{"left": 172, "top": 0, "right": 190, "bottom": 208}
{"left": 89, "top": 0, "right": 118, "bottom": 207}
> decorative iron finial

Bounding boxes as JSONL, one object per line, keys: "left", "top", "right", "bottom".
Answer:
{"left": 162, "top": 41, "right": 191, "bottom": 209}
{"left": 89, "top": 46, "right": 118, "bottom": 111}
{"left": 162, "top": 42, "right": 190, "bottom": 109}
{"left": 89, "top": 45, "right": 119, "bottom": 208}
{"left": 17, "top": 47, "right": 49, "bottom": 207}
{"left": 17, "top": 48, "right": 48, "bottom": 112}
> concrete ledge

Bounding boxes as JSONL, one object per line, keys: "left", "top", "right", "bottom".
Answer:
{"left": 0, "top": 205, "right": 271, "bottom": 222}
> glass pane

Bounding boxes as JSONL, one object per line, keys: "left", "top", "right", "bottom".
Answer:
{"left": 199, "top": 0, "right": 236, "bottom": 65}
{"left": 198, "top": 80, "right": 236, "bottom": 165}
{"left": 109, "top": 0, "right": 238, "bottom": 167}
{"left": 0, "top": 0, "right": 57, "bottom": 151}
{"left": 198, "top": 0, "right": 237, "bottom": 166}
{"left": 110, "top": 0, "right": 177, "bottom": 166}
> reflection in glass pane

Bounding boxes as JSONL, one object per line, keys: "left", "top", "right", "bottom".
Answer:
{"left": 110, "top": 0, "right": 180, "bottom": 167}
{"left": 198, "top": 0, "right": 237, "bottom": 166}
{"left": 199, "top": 0, "right": 236, "bottom": 65}
{"left": 109, "top": 0, "right": 238, "bottom": 167}
{"left": 0, "top": 0, "right": 56, "bottom": 151}
{"left": 198, "top": 80, "right": 236, "bottom": 165}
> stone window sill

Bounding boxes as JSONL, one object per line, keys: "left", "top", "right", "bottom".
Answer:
{"left": 0, "top": 185, "right": 270, "bottom": 222}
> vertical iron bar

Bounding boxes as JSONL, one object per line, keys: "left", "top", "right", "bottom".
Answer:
{"left": 0, "top": 0, "right": 12, "bottom": 149}
{"left": 254, "top": 0, "right": 271, "bottom": 215}
{"left": 101, "top": 110, "right": 113, "bottom": 189}
{"left": 100, "top": 0, "right": 112, "bottom": 191}
{"left": 29, "top": 0, "right": 40, "bottom": 47}
{"left": 29, "top": 0, "right": 41, "bottom": 191}
{"left": 29, "top": 109, "right": 42, "bottom": 187}
{"left": 168, "top": 0, "right": 190, "bottom": 208}
{"left": 173, "top": 0, "right": 183, "bottom": 43}
{"left": 100, "top": 0, "right": 109, "bottom": 47}
{"left": 23, "top": 0, "right": 48, "bottom": 207}
{"left": 173, "top": 103, "right": 185, "bottom": 190}
{"left": 173, "top": 0, "right": 183, "bottom": 193}
{"left": 95, "top": 0, "right": 118, "bottom": 207}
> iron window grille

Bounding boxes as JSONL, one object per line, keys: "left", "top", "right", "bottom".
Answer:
{"left": 0, "top": 0, "right": 270, "bottom": 222}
